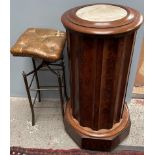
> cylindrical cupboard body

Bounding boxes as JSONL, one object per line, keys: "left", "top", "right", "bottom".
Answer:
{"left": 61, "top": 4, "right": 143, "bottom": 151}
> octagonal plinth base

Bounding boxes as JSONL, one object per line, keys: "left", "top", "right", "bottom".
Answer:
{"left": 64, "top": 100, "right": 131, "bottom": 151}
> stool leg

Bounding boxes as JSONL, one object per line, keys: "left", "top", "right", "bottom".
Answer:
{"left": 23, "top": 72, "right": 35, "bottom": 126}
{"left": 62, "top": 60, "right": 69, "bottom": 100}
{"left": 57, "top": 73, "right": 64, "bottom": 116}
{"left": 32, "top": 58, "right": 41, "bottom": 102}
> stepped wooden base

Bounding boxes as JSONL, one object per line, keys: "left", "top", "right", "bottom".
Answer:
{"left": 64, "top": 100, "right": 131, "bottom": 151}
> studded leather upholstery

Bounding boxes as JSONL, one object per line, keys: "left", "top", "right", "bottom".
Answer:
{"left": 11, "top": 28, "right": 66, "bottom": 62}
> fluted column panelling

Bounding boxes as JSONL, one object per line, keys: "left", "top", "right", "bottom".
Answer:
{"left": 62, "top": 3, "right": 143, "bottom": 151}
{"left": 67, "top": 32, "right": 136, "bottom": 130}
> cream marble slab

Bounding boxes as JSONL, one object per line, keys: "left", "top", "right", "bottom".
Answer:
{"left": 76, "top": 4, "right": 127, "bottom": 22}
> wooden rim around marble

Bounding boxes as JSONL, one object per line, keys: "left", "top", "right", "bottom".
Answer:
{"left": 65, "top": 100, "right": 130, "bottom": 138}
{"left": 61, "top": 3, "right": 143, "bottom": 35}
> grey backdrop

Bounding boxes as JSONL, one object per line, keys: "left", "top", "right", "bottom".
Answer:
{"left": 10, "top": 0, "right": 144, "bottom": 101}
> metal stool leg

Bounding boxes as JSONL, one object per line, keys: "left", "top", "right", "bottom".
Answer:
{"left": 62, "top": 60, "right": 69, "bottom": 100}
{"left": 32, "top": 58, "right": 41, "bottom": 102}
{"left": 46, "top": 64, "right": 65, "bottom": 116}
{"left": 23, "top": 72, "right": 35, "bottom": 126}
{"left": 57, "top": 73, "right": 64, "bottom": 116}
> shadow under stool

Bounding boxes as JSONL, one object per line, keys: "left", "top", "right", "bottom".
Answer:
{"left": 11, "top": 28, "right": 68, "bottom": 126}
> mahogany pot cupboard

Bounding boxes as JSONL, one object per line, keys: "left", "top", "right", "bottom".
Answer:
{"left": 61, "top": 3, "right": 143, "bottom": 151}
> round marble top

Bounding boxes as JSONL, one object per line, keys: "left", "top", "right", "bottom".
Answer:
{"left": 76, "top": 4, "right": 128, "bottom": 22}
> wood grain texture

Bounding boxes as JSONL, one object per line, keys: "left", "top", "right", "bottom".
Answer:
{"left": 61, "top": 3, "right": 143, "bottom": 151}
{"left": 134, "top": 39, "right": 144, "bottom": 87}
{"left": 64, "top": 100, "right": 131, "bottom": 151}
{"left": 66, "top": 32, "right": 136, "bottom": 130}
{"left": 61, "top": 3, "right": 143, "bottom": 35}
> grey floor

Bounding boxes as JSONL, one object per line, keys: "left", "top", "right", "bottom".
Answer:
{"left": 10, "top": 97, "right": 144, "bottom": 150}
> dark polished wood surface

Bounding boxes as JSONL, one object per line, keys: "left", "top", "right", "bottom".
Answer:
{"left": 61, "top": 3, "right": 143, "bottom": 151}
{"left": 64, "top": 101, "right": 131, "bottom": 151}
{"left": 67, "top": 32, "right": 136, "bottom": 130}
{"left": 62, "top": 3, "right": 143, "bottom": 35}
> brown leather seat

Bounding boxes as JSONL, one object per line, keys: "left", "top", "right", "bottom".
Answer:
{"left": 11, "top": 28, "right": 66, "bottom": 62}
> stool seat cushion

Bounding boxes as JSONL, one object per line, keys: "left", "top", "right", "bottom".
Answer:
{"left": 11, "top": 28, "right": 66, "bottom": 62}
